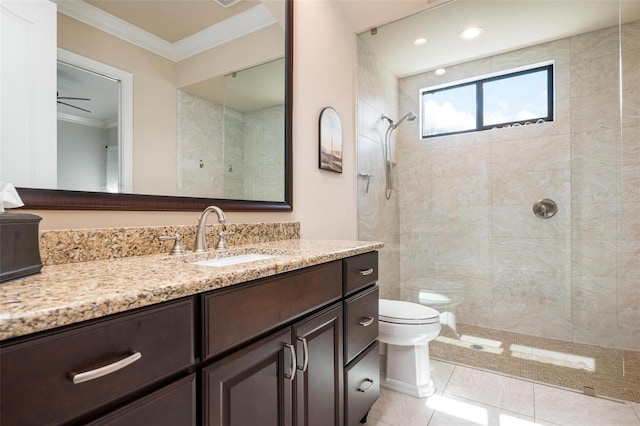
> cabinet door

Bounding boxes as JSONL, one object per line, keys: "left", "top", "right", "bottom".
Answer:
{"left": 203, "top": 328, "right": 294, "bottom": 426}
{"left": 86, "top": 374, "right": 196, "bottom": 426}
{"left": 293, "top": 304, "right": 344, "bottom": 426}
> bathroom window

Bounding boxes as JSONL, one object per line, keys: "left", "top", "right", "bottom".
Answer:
{"left": 421, "top": 64, "right": 554, "bottom": 138}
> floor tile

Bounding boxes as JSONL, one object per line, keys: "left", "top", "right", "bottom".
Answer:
{"left": 426, "top": 394, "right": 556, "bottom": 426}
{"left": 443, "top": 366, "right": 535, "bottom": 417}
{"left": 368, "top": 387, "right": 435, "bottom": 426}
{"left": 431, "top": 359, "right": 455, "bottom": 395}
{"left": 534, "top": 384, "right": 640, "bottom": 426}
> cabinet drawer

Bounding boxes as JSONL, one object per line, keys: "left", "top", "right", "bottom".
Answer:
{"left": 344, "top": 285, "right": 378, "bottom": 365}
{"left": 0, "top": 298, "right": 194, "bottom": 426}
{"left": 87, "top": 374, "right": 196, "bottom": 426}
{"left": 345, "top": 341, "right": 379, "bottom": 426}
{"left": 343, "top": 252, "right": 378, "bottom": 296}
{"left": 203, "top": 260, "right": 342, "bottom": 360}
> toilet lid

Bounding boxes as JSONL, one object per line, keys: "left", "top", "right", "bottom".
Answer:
{"left": 379, "top": 299, "right": 440, "bottom": 325}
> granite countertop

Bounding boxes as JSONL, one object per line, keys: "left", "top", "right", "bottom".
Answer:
{"left": 0, "top": 239, "right": 383, "bottom": 341}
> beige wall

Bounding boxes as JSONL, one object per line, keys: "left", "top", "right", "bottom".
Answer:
{"left": 58, "top": 14, "right": 178, "bottom": 196}
{"left": 28, "top": 1, "right": 360, "bottom": 241}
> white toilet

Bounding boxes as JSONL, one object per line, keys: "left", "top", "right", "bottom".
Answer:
{"left": 378, "top": 298, "right": 441, "bottom": 398}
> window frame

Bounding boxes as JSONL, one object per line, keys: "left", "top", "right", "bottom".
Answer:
{"left": 420, "top": 63, "right": 554, "bottom": 139}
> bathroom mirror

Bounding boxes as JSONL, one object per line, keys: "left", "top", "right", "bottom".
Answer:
{"left": 9, "top": 0, "right": 292, "bottom": 211}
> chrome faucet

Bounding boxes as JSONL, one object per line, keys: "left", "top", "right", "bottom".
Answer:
{"left": 194, "top": 205, "right": 227, "bottom": 252}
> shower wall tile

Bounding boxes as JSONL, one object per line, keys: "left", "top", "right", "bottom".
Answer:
{"left": 388, "top": 21, "right": 639, "bottom": 350}
{"left": 491, "top": 134, "right": 570, "bottom": 174}
{"left": 425, "top": 57, "right": 491, "bottom": 88}
{"left": 623, "top": 82, "right": 640, "bottom": 128}
{"left": 571, "top": 167, "right": 619, "bottom": 203}
{"left": 623, "top": 132, "right": 640, "bottom": 205}
{"left": 455, "top": 293, "right": 493, "bottom": 327}
{"left": 571, "top": 53, "right": 620, "bottom": 99}
{"left": 492, "top": 295, "right": 572, "bottom": 340}
{"left": 623, "top": 240, "right": 640, "bottom": 280}
{"left": 357, "top": 39, "right": 401, "bottom": 301}
{"left": 491, "top": 169, "right": 571, "bottom": 206}
{"left": 572, "top": 309, "right": 622, "bottom": 348}
{"left": 428, "top": 205, "right": 491, "bottom": 237}
{"left": 492, "top": 264, "right": 569, "bottom": 303}
{"left": 622, "top": 203, "right": 640, "bottom": 241}
{"left": 572, "top": 202, "right": 620, "bottom": 240}
{"left": 426, "top": 235, "right": 490, "bottom": 269}
{"left": 571, "top": 128, "right": 621, "bottom": 171}
{"left": 491, "top": 38, "right": 571, "bottom": 70}
{"left": 572, "top": 276, "right": 619, "bottom": 314}
{"left": 427, "top": 141, "right": 491, "bottom": 178}
{"left": 492, "top": 238, "right": 570, "bottom": 278}
{"left": 554, "top": 62, "right": 571, "bottom": 101}
{"left": 570, "top": 92, "right": 621, "bottom": 134}
{"left": 572, "top": 239, "right": 619, "bottom": 278}
{"left": 357, "top": 38, "right": 398, "bottom": 115}
{"left": 571, "top": 24, "right": 620, "bottom": 62}
{"left": 428, "top": 175, "right": 490, "bottom": 207}
{"left": 491, "top": 204, "right": 569, "bottom": 239}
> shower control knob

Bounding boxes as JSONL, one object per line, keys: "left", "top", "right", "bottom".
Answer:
{"left": 533, "top": 199, "right": 557, "bottom": 219}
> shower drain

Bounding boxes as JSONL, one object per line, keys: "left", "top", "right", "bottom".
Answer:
{"left": 470, "top": 344, "right": 485, "bottom": 350}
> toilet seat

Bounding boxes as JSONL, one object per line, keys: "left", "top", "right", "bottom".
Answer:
{"left": 379, "top": 299, "right": 440, "bottom": 325}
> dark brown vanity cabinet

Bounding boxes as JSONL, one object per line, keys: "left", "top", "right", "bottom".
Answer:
{"left": 0, "top": 251, "right": 380, "bottom": 426}
{"left": 343, "top": 252, "right": 380, "bottom": 426}
{"left": 0, "top": 298, "right": 195, "bottom": 426}
{"left": 201, "top": 261, "right": 344, "bottom": 426}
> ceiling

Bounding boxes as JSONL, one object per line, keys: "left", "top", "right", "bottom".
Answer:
{"left": 85, "top": 0, "right": 261, "bottom": 43}
{"left": 357, "top": 0, "right": 640, "bottom": 78}
{"left": 56, "top": 0, "right": 283, "bottom": 120}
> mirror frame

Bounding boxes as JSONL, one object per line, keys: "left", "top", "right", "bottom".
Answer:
{"left": 17, "top": 0, "right": 293, "bottom": 212}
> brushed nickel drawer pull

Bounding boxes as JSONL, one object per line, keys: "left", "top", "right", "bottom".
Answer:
{"left": 297, "top": 337, "right": 309, "bottom": 372}
{"left": 357, "top": 378, "right": 374, "bottom": 392}
{"left": 284, "top": 344, "right": 297, "bottom": 381}
{"left": 359, "top": 317, "right": 375, "bottom": 327}
{"left": 358, "top": 268, "right": 374, "bottom": 276}
{"left": 70, "top": 351, "right": 142, "bottom": 384}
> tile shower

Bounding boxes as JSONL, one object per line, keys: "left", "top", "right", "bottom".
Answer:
{"left": 357, "top": 11, "right": 640, "bottom": 403}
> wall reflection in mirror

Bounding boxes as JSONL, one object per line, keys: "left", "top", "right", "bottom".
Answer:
{"left": 0, "top": 0, "right": 288, "bottom": 207}
{"left": 177, "top": 58, "right": 284, "bottom": 201}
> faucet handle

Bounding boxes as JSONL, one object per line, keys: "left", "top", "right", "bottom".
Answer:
{"left": 159, "top": 234, "right": 186, "bottom": 255}
{"left": 215, "top": 231, "right": 235, "bottom": 251}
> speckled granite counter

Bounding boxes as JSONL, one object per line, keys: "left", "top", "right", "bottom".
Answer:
{"left": 0, "top": 239, "right": 382, "bottom": 341}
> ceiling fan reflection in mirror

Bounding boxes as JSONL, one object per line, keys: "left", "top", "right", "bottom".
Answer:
{"left": 57, "top": 92, "right": 92, "bottom": 113}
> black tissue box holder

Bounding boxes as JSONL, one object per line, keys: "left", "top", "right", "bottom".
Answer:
{"left": 0, "top": 213, "right": 43, "bottom": 283}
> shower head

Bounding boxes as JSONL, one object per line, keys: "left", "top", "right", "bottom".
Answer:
{"left": 381, "top": 112, "right": 417, "bottom": 130}
{"left": 392, "top": 112, "right": 417, "bottom": 129}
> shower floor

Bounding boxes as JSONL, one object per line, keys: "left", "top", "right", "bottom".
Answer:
{"left": 430, "top": 323, "right": 640, "bottom": 404}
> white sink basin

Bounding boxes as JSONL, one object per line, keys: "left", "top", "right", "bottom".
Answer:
{"left": 193, "top": 253, "right": 275, "bottom": 268}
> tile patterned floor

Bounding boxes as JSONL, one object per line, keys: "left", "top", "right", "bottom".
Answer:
{"left": 430, "top": 324, "right": 640, "bottom": 403}
{"left": 367, "top": 360, "right": 640, "bottom": 426}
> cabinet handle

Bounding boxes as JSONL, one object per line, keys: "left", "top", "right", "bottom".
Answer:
{"left": 284, "top": 344, "right": 297, "bottom": 381}
{"left": 357, "top": 378, "right": 374, "bottom": 393}
{"left": 297, "top": 337, "right": 309, "bottom": 372}
{"left": 359, "top": 317, "right": 375, "bottom": 327}
{"left": 358, "top": 268, "right": 374, "bottom": 276}
{"left": 70, "top": 351, "right": 142, "bottom": 384}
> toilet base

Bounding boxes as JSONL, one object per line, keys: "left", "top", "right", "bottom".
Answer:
{"left": 380, "top": 343, "right": 436, "bottom": 398}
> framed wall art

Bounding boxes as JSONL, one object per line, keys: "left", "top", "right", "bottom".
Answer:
{"left": 319, "top": 107, "right": 343, "bottom": 173}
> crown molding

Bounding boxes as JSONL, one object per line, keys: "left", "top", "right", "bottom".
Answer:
{"left": 57, "top": 112, "right": 115, "bottom": 129}
{"left": 56, "top": 1, "right": 277, "bottom": 62}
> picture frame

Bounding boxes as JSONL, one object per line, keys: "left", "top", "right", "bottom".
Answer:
{"left": 318, "top": 107, "right": 343, "bottom": 173}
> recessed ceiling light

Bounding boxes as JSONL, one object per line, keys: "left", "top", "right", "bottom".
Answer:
{"left": 414, "top": 38, "right": 427, "bottom": 46}
{"left": 435, "top": 68, "right": 446, "bottom": 76}
{"left": 459, "top": 26, "right": 484, "bottom": 40}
